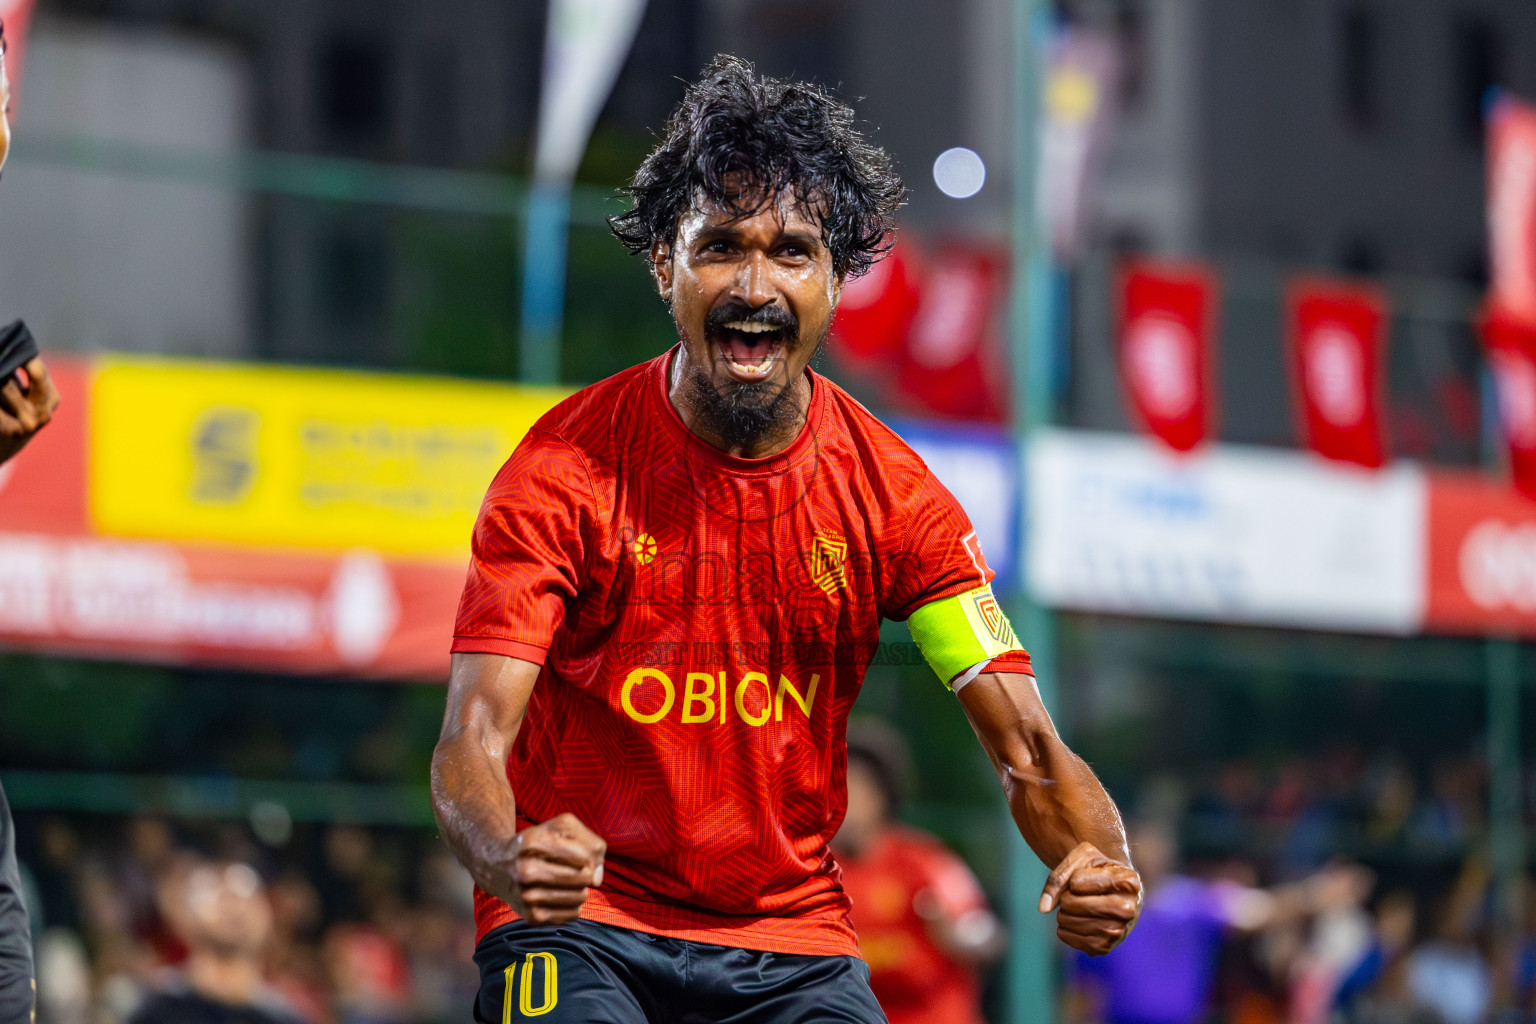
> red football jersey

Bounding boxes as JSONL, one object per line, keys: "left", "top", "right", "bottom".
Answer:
{"left": 453, "top": 349, "right": 1015, "bottom": 956}
{"left": 840, "top": 826, "right": 992, "bottom": 1024}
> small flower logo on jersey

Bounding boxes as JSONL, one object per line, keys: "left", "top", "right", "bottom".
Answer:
{"left": 974, "top": 590, "right": 1018, "bottom": 646}
{"left": 809, "top": 534, "right": 848, "bottom": 595}
{"left": 632, "top": 532, "right": 658, "bottom": 565}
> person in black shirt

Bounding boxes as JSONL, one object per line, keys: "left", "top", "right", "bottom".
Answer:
{"left": 129, "top": 862, "right": 298, "bottom": 1024}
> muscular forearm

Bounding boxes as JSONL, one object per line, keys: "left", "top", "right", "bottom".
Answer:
{"left": 431, "top": 733, "right": 521, "bottom": 900}
{"left": 959, "top": 672, "right": 1130, "bottom": 868}
{"left": 959, "top": 671, "right": 1140, "bottom": 955}
{"left": 1003, "top": 730, "right": 1129, "bottom": 870}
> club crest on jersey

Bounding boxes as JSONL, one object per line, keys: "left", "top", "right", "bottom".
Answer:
{"left": 974, "top": 591, "right": 1017, "bottom": 647}
{"left": 631, "top": 532, "right": 658, "bottom": 565}
{"left": 809, "top": 534, "right": 848, "bottom": 595}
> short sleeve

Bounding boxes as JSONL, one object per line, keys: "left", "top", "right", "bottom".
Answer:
{"left": 451, "top": 428, "right": 593, "bottom": 664}
{"left": 885, "top": 469, "right": 1028, "bottom": 688}
{"left": 883, "top": 469, "right": 992, "bottom": 620}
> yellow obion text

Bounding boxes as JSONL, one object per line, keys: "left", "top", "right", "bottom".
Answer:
{"left": 619, "top": 668, "right": 821, "bottom": 727}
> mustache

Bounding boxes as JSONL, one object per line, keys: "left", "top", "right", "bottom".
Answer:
{"left": 704, "top": 302, "right": 798, "bottom": 337}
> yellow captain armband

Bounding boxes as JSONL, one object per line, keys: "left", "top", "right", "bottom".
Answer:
{"left": 907, "top": 584, "right": 1025, "bottom": 691}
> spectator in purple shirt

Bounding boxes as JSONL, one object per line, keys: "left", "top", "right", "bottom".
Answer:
{"left": 1071, "top": 822, "right": 1321, "bottom": 1024}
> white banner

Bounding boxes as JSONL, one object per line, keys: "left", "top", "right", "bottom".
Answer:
{"left": 533, "top": 0, "right": 648, "bottom": 184}
{"left": 1026, "top": 430, "right": 1425, "bottom": 633}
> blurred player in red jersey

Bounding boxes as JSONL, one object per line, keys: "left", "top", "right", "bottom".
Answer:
{"left": 431, "top": 54, "right": 1142, "bottom": 1023}
{"left": 834, "top": 720, "right": 1003, "bottom": 1024}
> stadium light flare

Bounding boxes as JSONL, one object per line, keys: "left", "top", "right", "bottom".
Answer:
{"left": 933, "top": 146, "right": 985, "bottom": 199}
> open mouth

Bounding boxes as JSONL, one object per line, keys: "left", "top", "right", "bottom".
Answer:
{"left": 713, "top": 321, "right": 791, "bottom": 382}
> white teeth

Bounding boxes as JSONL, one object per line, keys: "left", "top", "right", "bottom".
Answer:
{"left": 723, "top": 321, "right": 778, "bottom": 334}
{"left": 717, "top": 342, "right": 774, "bottom": 373}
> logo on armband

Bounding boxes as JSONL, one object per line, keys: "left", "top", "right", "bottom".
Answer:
{"left": 974, "top": 591, "right": 1018, "bottom": 647}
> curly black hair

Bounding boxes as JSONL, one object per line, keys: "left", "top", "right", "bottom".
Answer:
{"left": 608, "top": 54, "right": 906, "bottom": 280}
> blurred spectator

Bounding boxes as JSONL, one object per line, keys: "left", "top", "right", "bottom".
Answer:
{"left": 321, "top": 925, "right": 409, "bottom": 1024}
{"left": 1333, "top": 891, "right": 1422, "bottom": 1022}
{"left": 128, "top": 861, "right": 294, "bottom": 1024}
{"left": 1514, "top": 877, "right": 1536, "bottom": 1019}
{"left": 34, "top": 930, "right": 90, "bottom": 1024}
{"left": 833, "top": 719, "right": 1004, "bottom": 1024}
{"left": 1069, "top": 821, "right": 1332, "bottom": 1024}
{"left": 263, "top": 872, "right": 329, "bottom": 1024}
{"left": 1288, "top": 862, "right": 1376, "bottom": 1024}
{"left": 13, "top": 814, "right": 480, "bottom": 1024}
{"left": 11, "top": 738, "right": 1529, "bottom": 1024}
{"left": 1403, "top": 864, "right": 1492, "bottom": 1024}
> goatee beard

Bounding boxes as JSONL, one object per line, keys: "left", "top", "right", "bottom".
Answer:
{"left": 683, "top": 363, "right": 803, "bottom": 452}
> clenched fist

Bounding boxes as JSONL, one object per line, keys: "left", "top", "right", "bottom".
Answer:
{"left": 1039, "top": 841, "right": 1142, "bottom": 956}
{"left": 0, "top": 358, "right": 60, "bottom": 466}
{"left": 485, "top": 813, "right": 607, "bottom": 927}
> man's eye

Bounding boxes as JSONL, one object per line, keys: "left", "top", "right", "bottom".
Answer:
{"left": 703, "top": 241, "right": 733, "bottom": 254}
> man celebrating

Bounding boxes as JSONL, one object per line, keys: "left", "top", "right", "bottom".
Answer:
{"left": 432, "top": 55, "right": 1141, "bottom": 1023}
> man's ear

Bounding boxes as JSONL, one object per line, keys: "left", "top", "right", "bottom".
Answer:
{"left": 830, "top": 270, "right": 846, "bottom": 309}
{"left": 651, "top": 242, "right": 673, "bottom": 301}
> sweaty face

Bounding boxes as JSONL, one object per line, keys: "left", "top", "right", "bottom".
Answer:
{"left": 656, "top": 188, "right": 843, "bottom": 455}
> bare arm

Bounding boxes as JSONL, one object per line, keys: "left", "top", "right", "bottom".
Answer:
{"left": 431, "top": 652, "right": 605, "bottom": 926}
{"left": 958, "top": 671, "right": 1141, "bottom": 955}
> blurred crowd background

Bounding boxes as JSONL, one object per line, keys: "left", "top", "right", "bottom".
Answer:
{"left": 1, "top": 0, "right": 1535, "bottom": 1021}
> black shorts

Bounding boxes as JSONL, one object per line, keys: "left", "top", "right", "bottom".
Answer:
{"left": 473, "top": 920, "right": 888, "bottom": 1024}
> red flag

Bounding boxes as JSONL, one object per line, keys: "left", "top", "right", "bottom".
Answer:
{"left": 0, "top": 0, "right": 38, "bottom": 106}
{"left": 889, "top": 243, "right": 1010, "bottom": 423}
{"left": 1479, "top": 305, "right": 1536, "bottom": 500}
{"left": 1488, "top": 95, "right": 1536, "bottom": 322}
{"left": 830, "top": 240, "right": 921, "bottom": 370}
{"left": 1286, "top": 277, "right": 1389, "bottom": 468}
{"left": 1117, "top": 261, "right": 1217, "bottom": 452}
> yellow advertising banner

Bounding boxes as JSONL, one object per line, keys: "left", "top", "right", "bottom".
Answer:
{"left": 90, "top": 357, "right": 570, "bottom": 560}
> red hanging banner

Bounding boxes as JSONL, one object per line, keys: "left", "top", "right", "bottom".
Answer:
{"left": 890, "top": 243, "right": 1010, "bottom": 423}
{"left": 830, "top": 240, "right": 921, "bottom": 370}
{"left": 1285, "top": 277, "right": 1389, "bottom": 468}
{"left": 1117, "top": 261, "right": 1217, "bottom": 452}
{"left": 1487, "top": 95, "right": 1536, "bottom": 322}
{"left": 1479, "top": 305, "right": 1536, "bottom": 501}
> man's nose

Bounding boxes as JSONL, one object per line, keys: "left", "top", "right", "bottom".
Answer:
{"left": 734, "top": 251, "right": 777, "bottom": 308}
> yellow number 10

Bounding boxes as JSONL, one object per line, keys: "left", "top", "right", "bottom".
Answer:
{"left": 502, "top": 951, "right": 558, "bottom": 1019}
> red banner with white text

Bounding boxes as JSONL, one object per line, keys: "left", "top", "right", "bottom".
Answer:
{"left": 1286, "top": 277, "right": 1388, "bottom": 468}
{"left": 1117, "top": 261, "right": 1217, "bottom": 452}
{"left": 1424, "top": 471, "right": 1536, "bottom": 636}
